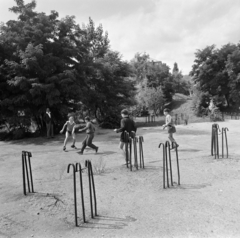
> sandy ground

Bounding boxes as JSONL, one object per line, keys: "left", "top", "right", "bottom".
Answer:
{"left": 0, "top": 120, "right": 240, "bottom": 238}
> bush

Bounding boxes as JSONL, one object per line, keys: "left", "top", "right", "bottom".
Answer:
{"left": 99, "top": 114, "right": 121, "bottom": 129}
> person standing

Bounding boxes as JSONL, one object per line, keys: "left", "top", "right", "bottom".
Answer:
{"left": 44, "top": 108, "right": 54, "bottom": 139}
{"left": 163, "top": 108, "right": 179, "bottom": 149}
{"left": 73, "top": 116, "right": 98, "bottom": 154}
{"left": 114, "top": 109, "right": 137, "bottom": 159}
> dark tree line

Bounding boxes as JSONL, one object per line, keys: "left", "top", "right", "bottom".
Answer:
{"left": 0, "top": 0, "right": 192, "bottom": 138}
{"left": 190, "top": 43, "right": 240, "bottom": 116}
{"left": 0, "top": 0, "right": 135, "bottom": 134}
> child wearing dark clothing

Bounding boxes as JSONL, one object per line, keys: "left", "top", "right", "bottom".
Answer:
{"left": 73, "top": 116, "right": 98, "bottom": 154}
{"left": 114, "top": 109, "right": 137, "bottom": 158}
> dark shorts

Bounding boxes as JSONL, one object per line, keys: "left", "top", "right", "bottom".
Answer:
{"left": 67, "top": 130, "right": 72, "bottom": 135}
{"left": 120, "top": 131, "right": 136, "bottom": 142}
{"left": 167, "top": 125, "right": 176, "bottom": 134}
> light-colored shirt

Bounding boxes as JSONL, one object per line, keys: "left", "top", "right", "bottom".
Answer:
{"left": 165, "top": 114, "right": 173, "bottom": 126}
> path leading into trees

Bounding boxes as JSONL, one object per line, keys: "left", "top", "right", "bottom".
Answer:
{"left": 0, "top": 119, "right": 240, "bottom": 238}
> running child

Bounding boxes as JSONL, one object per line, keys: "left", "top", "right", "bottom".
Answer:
{"left": 73, "top": 116, "right": 98, "bottom": 154}
{"left": 163, "top": 108, "right": 179, "bottom": 149}
{"left": 114, "top": 109, "right": 137, "bottom": 159}
{"left": 60, "top": 115, "right": 77, "bottom": 151}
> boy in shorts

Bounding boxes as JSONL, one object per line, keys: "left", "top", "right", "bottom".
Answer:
{"left": 60, "top": 115, "right": 77, "bottom": 151}
{"left": 163, "top": 108, "right": 179, "bottom": 150}
{"left": 114, "top": 109, "right": 137, "bottom": 159}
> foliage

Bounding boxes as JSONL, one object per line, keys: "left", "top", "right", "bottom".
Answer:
{"left": 191, "top": 84, "right": 211, "bottom": 117}
{"left": 0, "top": 0, "right": 135, "bottom": 135}
{"left": 172, "top": 62, "right": 191, "bottom": 95}
{"left": 136, "top": 83, "right": 164, "bottom": 115}
{"left": 225, "top": 45, "right": 240, "bottom": 108}
{"left": 130, "top": 53, "right": 174, "bottom": 113}
{"left": 190, "top": 43, "right": 240, "bottom": 110}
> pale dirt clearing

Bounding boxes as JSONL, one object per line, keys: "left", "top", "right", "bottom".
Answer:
{"left": 0, "top": 120, "right": 240, "bottom": 238}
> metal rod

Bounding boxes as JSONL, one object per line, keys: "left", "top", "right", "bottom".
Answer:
{"left": 124, "top": 132, "right": 129, "bottom": 168}
{"left": 173, "top": 142, "right": 180, "bottom": 185}
{"left": 224, "top": 128, "right": 229, "bottom": 158}
{"left": 139, "top": 136, "right": 144, "bottom": 169}
{"left": 139, "top": 137, "right": 142, "bottom": 168}
{"left": 166, "top": 141, "right": 173, "bottom": 186}
{"left": 134, "top": 137, "right": 138, "bottom": 169}
{"left": 159, "top": 143, "right": 166, "bottom": 189}
{"left": 85, "top": 160, "right": 94, "bottom": 218}
{"left": 89, "top": 161, "right": 97, "bottom": 216}
{"left": 75, "top": 163, "right": 86, "bottom": 223}
{"left": 24, "top": 154, "right": 30, "bottom": 193}
{"left": 22, "top": 152, "right": 26, "bottom": 195}
{"left": 67, "top": 163, "right": 78, "bottom": 227}
{"left": 129, "top": 138, "right": 132, "bottom": 171}
{"left": 27, "top": 152, "right": 34, "bottom": 193}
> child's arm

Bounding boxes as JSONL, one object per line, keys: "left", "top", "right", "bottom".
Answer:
{"left": 163, "top": 115, "right": 172, "bottom": 129}
{"left": 60, "top": 122, "right": 67, "bottom": 133}
{"left": 78, "top": 122, "right": 90, "bottom": 132}
{"left": 72, "top": 123, "right": 84, "bottom": 133}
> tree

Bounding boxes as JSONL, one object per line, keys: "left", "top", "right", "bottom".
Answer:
{"left": 226, "top": 45, "right": 240, "bottom": 108}
{"left": 136, "top": 83, "right": 164, "bottom": 115}
{"left": 0, "top": 0, "right": 136, "bottom": 134}
{"left": 190, "top": 43, "right": 239, "bottom": 109}
{"left": 130, "top": 53, "right": 174, "bottom": 109}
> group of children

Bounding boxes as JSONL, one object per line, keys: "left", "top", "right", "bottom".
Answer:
{"left": 60, "top": 116, "right": 98, "bottom": 153}
{"left": 59, "top": 108, "right": 178, "bottom": 155}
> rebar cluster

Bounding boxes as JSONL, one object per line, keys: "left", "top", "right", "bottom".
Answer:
{"left": 159, "top": 142, "right": 180, "bottom": 189}
{"left": 124, "top": 131, "right": 144, "bottom": 171}
{"left": 211, "top": 123, "right": 229, "bottom": 159}
{"left": 67, "top": 160, "right": 97, "bottom": 226}
{"left": 22, "top": 151, "right": 34, "bottom": 195}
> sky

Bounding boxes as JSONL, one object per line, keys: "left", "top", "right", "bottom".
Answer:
{"left": 1, "top": 0, "right": 240, "bottom": 75}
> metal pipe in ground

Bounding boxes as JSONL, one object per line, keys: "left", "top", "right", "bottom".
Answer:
{"left": 67, "top": 163, "right": 78, "bottom": 227}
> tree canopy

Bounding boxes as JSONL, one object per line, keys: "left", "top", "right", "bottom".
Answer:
{"left": 190, "top": 43, "right": 240, "bottom": 112}
{"left": 0, "top": 0, "right": 135, "bottom": 132}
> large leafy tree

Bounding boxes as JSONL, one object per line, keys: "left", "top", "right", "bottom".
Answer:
{"left": 225, "top": 44, "right": 240, "bottom": 107}
{"left": 130, "top": 53, "right": 174, "bottom": 109}
{"left": 0, "top": 0, "right": 134, "bottom": 133}
{"left": 172, "top": 62, "right": 191, "bottom": 95}
{"left": 190, "top": 44, "right": 239, "bottom": 109}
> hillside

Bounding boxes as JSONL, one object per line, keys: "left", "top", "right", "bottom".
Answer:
{"left": 171, "top": 93, "right": 209, "bottom": 123}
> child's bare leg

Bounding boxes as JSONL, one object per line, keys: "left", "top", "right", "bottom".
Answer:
{"left": 71, "top": 133, "right": 76, "bottom": 147}
{"left": 63, "top": 132, "right": 69, "bottom": 147}
{"left": 168, "top": 133, "right": 178, "bottom": 147}
{"left": 119, "top": 142, "right": 126, "bottom": 158}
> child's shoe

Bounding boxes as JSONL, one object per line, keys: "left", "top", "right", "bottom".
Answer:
{"left": 71, "top": 144, "right": 77, "bottom": 149}
{"left": 63, "top": 146, "right": 66, "bottom": 151}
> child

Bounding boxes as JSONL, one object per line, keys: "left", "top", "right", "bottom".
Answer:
{"left": 114, "top": 109, "right": 137, "bottom": 159}
{"left": 163, "top": 108, "right": 179, "bottom": 149}
{"left": 73, "top": 116, "right": 98, "bottom": 154}
{"left": 60, "top": 116, "right": 77, "bottom": 151}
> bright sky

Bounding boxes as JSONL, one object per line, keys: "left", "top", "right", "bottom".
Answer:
{"left": 1, "top": 0, "right": 240, "bottom": 75}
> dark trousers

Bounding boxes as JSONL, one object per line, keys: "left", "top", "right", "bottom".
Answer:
{"left": 46, "top": 122, "right": 54, "bottom": 138}
{"left": 80, "top": 133, "right": 97, "bottom": 152}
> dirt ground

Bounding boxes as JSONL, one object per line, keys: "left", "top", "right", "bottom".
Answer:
{"left": 1, "top": 119, "right": 240, "bottom": 238}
